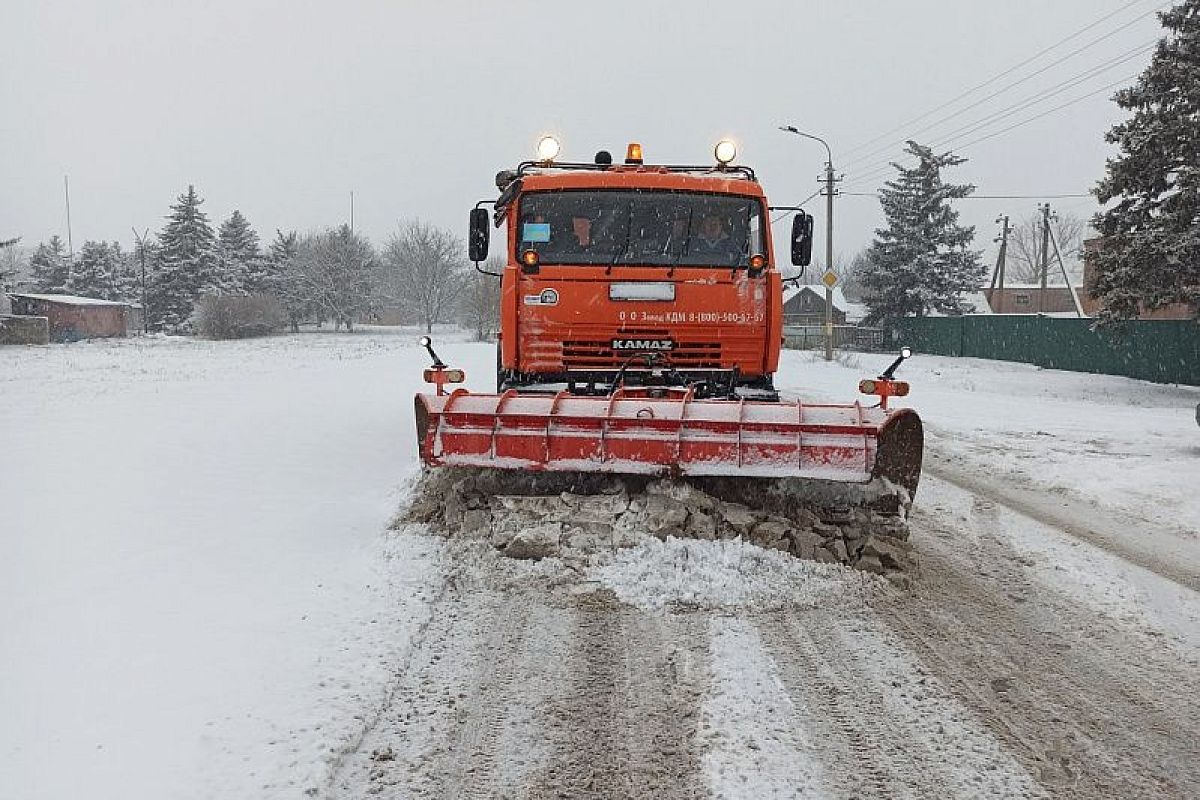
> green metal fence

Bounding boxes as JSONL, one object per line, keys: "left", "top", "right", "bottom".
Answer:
{"left": 783, "top": 325, "right": 886, "bottom": 351}
{"left": 891, "top": 316, "right": 1200, "bottom": 386}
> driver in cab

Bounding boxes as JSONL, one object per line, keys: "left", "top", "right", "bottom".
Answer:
{"left": 691, "top": 213, "right": 742, "bottom": 262}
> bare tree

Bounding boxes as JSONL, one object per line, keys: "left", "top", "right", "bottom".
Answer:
{"left": 1006, "top": 211, "right": 1085, "bottom": 284}
{"left": 285, "top": 225, "right": 377, "bottom": 331}
{"left": 460, "top": 256, "right": 503, "bottom": 341}
{"left": 0, "top": 239, "right": 25, "bottom": 290}
{"left": 381, "top": 219, "right": 467, "bottom": 334}
{"left": 839, "top": 250, "right": 869, "bottom": 302}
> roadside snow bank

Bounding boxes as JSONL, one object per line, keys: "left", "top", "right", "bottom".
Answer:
{"left": 777, "top": 349, "right": 1200, "bottom": 537}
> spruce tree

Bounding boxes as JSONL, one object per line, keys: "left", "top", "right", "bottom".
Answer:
{"left": 149, "top": 185, "right": 220, "bottom": 331}
{"left": 1092, "top": 0, "right": 1200, "bottom": 321}
{"left": 217, "top": 210, "right": 263, "bottom": 292}
{"left": 860, "top": 141, "right": 983, "bottom": 324}
{"left": 69, "top": 241, "right": 122, "bottom": 299}
{"left": 29, "top": 235, "right": 71, "bottom": 293}
{"left": 270, "top": 229, "right": 307, "bottom": 331}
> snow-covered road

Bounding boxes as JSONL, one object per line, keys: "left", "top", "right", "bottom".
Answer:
{"left": 2, "top": 331, "right": 1197, "bottom": 799}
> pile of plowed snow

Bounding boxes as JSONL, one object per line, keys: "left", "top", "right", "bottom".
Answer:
{"left": 588, "top": 536, "right": 880, "bottom": 611}
{"left": 401, "top": 467, "right": 915, "bottom": 577}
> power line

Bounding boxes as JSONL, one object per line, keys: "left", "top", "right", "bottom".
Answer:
{"left": 949, "top": 73, "right": 1137, "bottom": 152}
{"left": 842, "top": 41, "right": 1154, "bottom": 183}
{"left": 913, "top": 41, "right": 1152, "bottom": 149}
{"left": 840, "top": 0, "right": 1159, "bottom": 162}
{"left": 841, "top": 192, "right": 1092, "bottom": 199}
{"left": 843, "top": 73, "right": 1138, "bottom": 191}
{"left": 769, "top": 188, "right": 823, "bottom": 226}
{"left": 842, "top": 5, "right": 1165, "bottom": 172}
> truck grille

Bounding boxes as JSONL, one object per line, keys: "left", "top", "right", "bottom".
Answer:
{"left": 561, "top": 329, "right": 722, "bottom": 369}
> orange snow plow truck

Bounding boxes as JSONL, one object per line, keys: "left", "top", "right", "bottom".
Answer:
{"left": 414, "top": 138, "right": 923, "bottom": 512}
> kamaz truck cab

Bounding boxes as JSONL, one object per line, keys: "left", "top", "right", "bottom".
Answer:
{"left": 468, "top": 138, "right": 814, "bottom": 401}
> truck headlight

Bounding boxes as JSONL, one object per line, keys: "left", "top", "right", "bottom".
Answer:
{"left": 714, "top": 139, "right": 737, "bottom": 164}
{"left": 536, "top": 135, "right": 561, "bottom": 163}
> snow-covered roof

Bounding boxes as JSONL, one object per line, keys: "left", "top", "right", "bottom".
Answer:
{"left": 781, "top": 285, "right": 868, "bottom": 323}
{"left": 987, "top": 283, "right": 1081, "bottom": 291}
{"left": 923, "top": 290, "right": 994, "bottom": 316}
{"left": 7, "top": 293, "right": 130, "bottom": 307}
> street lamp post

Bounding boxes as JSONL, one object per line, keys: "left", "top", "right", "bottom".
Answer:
{"left": 779, "top": 125, "right": 836, "bottom": 361}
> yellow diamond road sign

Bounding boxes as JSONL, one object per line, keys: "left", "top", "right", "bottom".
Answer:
{"left": 820, "top": 269, "right": 839, "bottom": 289}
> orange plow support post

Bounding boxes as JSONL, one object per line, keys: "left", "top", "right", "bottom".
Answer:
{"left": 414, "top": 389, "right": 923, "bottom": 500}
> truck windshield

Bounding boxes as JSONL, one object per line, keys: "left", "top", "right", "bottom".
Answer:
{"left": 516, "top": 190, "right": 765, "bottom": 267}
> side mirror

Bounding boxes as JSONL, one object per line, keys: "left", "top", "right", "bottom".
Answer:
{"left": 468, "top": 208, "right": 490, "bottom": 262}
{"left": 791, "top": 211, "right": 814, "bottom": 268}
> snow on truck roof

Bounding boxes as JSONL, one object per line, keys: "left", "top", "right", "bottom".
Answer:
{"left": 8, "top": 293, "right": 131, "bottom": 307}
{"left": 518, "top": 169, "right": 765, "bottom": 196}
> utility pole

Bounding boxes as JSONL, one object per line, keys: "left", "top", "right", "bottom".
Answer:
{"left": 63, "top": 175, "right": 74, "bottom": 259}
{"left": 350, "top": 190, "right": 355, "bottom": 234}
{"left": 1048, "top": 225, "right": 1086, "bottom": 317}
{"left": 779, "top": 125, "right": 837, "bottom": 361}
{"left": 823, "top": 159, "right": 836, "bottom": 361}
{"left": 989, "top": 215, "right": 1012, "bottom": 312}
{"left": 1038, "top": 203, "right": 1052, "bottom": 314}
{"left": 132, "top": 227, "right": 150, "bottom": 333}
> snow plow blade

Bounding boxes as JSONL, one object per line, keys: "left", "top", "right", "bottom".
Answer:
{"left": 414, "top": 389, "right": 923, "bottom": 507}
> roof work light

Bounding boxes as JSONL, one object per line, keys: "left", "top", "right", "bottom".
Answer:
{"left": 536, "top": 135, "right": 561, "bottom": 163}
{"left": 714, "top": 139, "right": 737, "bottom": 165}
{"left": 625, "top": 142, "right": 644, "bottom": 164}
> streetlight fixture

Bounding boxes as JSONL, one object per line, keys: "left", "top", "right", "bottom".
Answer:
{"left": 779, "top": 125, "right": 837, "bottom": 361}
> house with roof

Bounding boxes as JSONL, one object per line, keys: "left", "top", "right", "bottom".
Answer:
{"left": 7, "top": 293, "right": 132, "bottom": 342}
{"left": 781, "top": 285, "right": 867, "bottom": 326}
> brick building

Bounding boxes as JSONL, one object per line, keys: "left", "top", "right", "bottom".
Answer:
{"left": 7, "top": 294, "right": 131, "bottom": 342}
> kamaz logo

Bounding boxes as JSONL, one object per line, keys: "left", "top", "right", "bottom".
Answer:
{"left": 611, "top": 338, "right": 674, "bottom": 351}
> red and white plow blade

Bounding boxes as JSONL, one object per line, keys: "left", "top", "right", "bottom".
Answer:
{"left": 415, "top": 389, "right": 922, "bottom": 487}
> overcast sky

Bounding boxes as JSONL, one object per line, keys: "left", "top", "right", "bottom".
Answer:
{"left": 1, "top": 0, "right": 1168, "bottom": 268}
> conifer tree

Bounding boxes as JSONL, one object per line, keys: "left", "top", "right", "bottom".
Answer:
{"left": 217, "top": 210, "right": 263, "bottom": 292}
{"left": 860, "top": 141, "right": 983, "bottom": 324}
{"left": 270, "top": 229, "right": 309, "bottom": 331}
{"left": 69, "top": 241, "right": 125, "bottom": 300}
{"left": 1092, "top": 0, "right": 1200, "bottom": 321}
{"left": 149, "top": 185, "right": 220, "bottom": 331}
{"left": 269, "top": 229, "right": 298, "bottom": 265}
{"left": 29, "top": 235, "right": 71, "bottom": 293}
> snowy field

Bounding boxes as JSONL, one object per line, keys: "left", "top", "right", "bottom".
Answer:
{"left": 2, "top": 330, "right": 1197, "bottom": 799}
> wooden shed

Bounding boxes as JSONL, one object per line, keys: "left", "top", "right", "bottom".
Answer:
{"left": 7, "top": 294, "right": 130, "bottom": 342}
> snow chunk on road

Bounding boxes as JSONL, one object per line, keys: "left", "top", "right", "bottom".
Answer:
{"left": 588, "top": 536, "right": 878, "bottom": 611}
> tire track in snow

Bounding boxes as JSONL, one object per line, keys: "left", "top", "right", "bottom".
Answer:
{"left": 756, "top": 607, "right": 1043, "bottom": 800}
{"left": 698, "top": 615, "right": 831, "bottom": 798}
{"left": 925, "top": 455, "right": 1200, "bottom": 592}
{"left": 327, "top": 581, "right": 546, "bottom": 798}
{"left": 755, "top": 610, "right": 918, "bottom": 800}
{"left": 881, "top": 477, "right": 1200, "bottom": 799}
{"left": 527, "top": 594, "right": 709, "bottom": 799}
{"left": 437, "top": 594, "right": 534, "bottom": 800}
{"left": 317, "top": 531, "right": 452, "bottom": 798}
